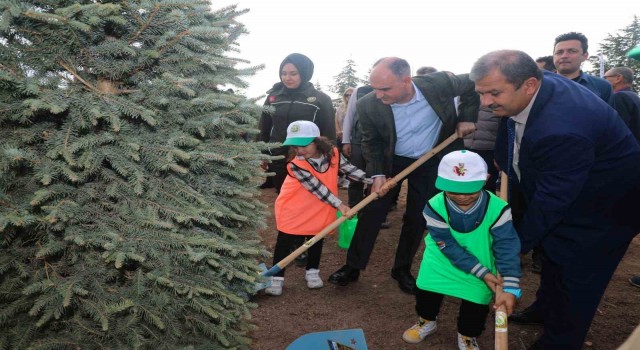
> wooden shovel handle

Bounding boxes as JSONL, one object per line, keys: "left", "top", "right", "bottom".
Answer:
{"left": 262, "top": 133, "right": 459, "bottom": 276}
{"left": 495, "top": 171, "right": 509, "bottom": 349}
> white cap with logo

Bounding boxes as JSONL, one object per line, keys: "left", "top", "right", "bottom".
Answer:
{"left": 435, "top": 150, "right": 488, "bottom": 193}
{"left": 282, "top": 120, "right": 320, "bottom": 147}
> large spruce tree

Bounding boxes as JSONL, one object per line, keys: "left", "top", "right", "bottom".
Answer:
{"left": 0, "top": 1, "right": 272, "bottom": 349}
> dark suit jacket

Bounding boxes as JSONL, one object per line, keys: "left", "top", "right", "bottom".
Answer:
{"left": 613, "top": 87, "right": 640, "bottom": 142}
{"left": 516, "top": 72, "right": 640, "bottom": 263}
{"left": 356, "top": 72, "right": 479, "bottom": 176}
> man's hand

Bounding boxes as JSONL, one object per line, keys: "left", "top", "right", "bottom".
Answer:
{"left": 371, "top": 176, "right": 389, "bottom": 196}
{"left": 456, "top": 122, "right": 476, "bottom": 138}
{"left": 342, "top": 144, "right": 352, "bottom": 157}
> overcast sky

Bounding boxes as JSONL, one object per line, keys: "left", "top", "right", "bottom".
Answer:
{"left": 214, "top": 0, "right": 640, "bottom": 100}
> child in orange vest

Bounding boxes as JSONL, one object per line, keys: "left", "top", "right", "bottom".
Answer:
{"left": 265, "top": 120, "right": 371, "bottom": 296}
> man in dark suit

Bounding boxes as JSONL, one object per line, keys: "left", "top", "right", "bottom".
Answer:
{"left": 328, "top": 57, "right": 479, "bottom": 293}
{"left": 470, "top": 50, "right": 640, "bottom": 350}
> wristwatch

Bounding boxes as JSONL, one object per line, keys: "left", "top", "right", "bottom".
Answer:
{"left": 503, "top": 287, "right": 522, "bottom": 299}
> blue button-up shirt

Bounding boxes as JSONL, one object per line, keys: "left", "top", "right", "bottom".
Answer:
{"left": 391, "top": 82, "right": 442, "bottom": 158}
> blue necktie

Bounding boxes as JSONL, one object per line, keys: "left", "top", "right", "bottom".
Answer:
{"left": 506, "top": 118, "right": 516, "bottom": 201}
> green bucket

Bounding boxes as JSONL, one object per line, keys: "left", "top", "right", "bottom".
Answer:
{"left": 336, "top": 211, "right": 358, "bottom": 249}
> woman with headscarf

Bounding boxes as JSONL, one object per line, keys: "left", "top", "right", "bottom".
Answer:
{"left": 258, "top": 53, "right": 335, "bottom": 193}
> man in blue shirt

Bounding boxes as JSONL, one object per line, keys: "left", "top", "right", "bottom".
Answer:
{"left": 553, "top": 32, "right": 615, "bottom": 106}
{"left": 328, "top": 58, "right": 478, "bottom": 294}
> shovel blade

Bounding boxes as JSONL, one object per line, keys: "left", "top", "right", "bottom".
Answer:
{"left": 254, "top": 263, "right": 272, "bottom": 291}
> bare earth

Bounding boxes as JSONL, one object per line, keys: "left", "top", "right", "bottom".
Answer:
{"left": 249, "top": 184, "right": 640, "bottom": 350}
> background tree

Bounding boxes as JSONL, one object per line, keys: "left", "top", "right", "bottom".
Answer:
{"left": 588, "top": 15, "right": 640, "bottom": 91}
{"left": 330, "top": 58, "right": 365, "bottom": 97}
{"left": 0, "top": 1, "right": 271, "bottom": 349}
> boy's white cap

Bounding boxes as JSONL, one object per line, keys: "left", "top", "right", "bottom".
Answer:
{"left": 435, "top": 150, "right": 488, "bottom": 193}
{"left": 282, "top": 120, "right": 320, "bottom": 147}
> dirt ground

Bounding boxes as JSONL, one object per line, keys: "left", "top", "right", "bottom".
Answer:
{"left": 249, "top": 184, "right": 640, "bottom": 350}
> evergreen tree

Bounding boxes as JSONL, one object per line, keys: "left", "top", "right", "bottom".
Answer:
{"left": 0, "top": 1, "right": 272, "bottom": 349}
{"left": 330, "top": 58, "right": 365, "bottom": 95}
{"left": 588, "top": 15, "right": 640, "bottom": 91}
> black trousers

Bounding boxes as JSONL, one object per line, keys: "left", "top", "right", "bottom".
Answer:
{"left": 271, "top": 231, "right": 323, "bottom": 278}
{"left": 533, "top": 234, "right": 633, "bottom": 349}
{"left": 347, "top": 144, "right": 366, "bottom": 208}
{"left": 346, "top": 155, "right": 439, "bottom": 272}
{"left": 415, "top": 288, "right": 489, "bottom": 338}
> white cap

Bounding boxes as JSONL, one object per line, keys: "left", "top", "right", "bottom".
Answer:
{"left": 282, "top": 120, "right": 320, "bottom": 146}
{"left": 435, "top": 150, "right": 488, "bottom": 193}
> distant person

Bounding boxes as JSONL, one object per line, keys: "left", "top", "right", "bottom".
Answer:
{"left": 258, "top": 53, "right": 335, "bottom": 194}
{"left": 342, "top": 85, "right": 373, "bottom": 206}
{"left": 416, "top": 66, "right": 438, "bottom": 75}
{"left": 265, "top": 121, "right": 370, "bottom": 296}
{"left": 328, "top": 57, "right": 478, "bottom": 294}
{"left": 472, "top": 49, "right": 640, "bottom": 349}
{"left": 402, "top": 150, "right": 521, "bottom": 348}
{"left": 336, "top": 87, "right": 355, "bottom": 188}
{"left": 535, "top": 55, "right": 556, "bottom": 72}
{"left": 604, "top": 66, "right": 640, "bottom": 141}
{"left": 463, "top": 107, "right": 500, "bottom": 192}
{"left": 553, "top": 32, "right": 615, "bottom": 106}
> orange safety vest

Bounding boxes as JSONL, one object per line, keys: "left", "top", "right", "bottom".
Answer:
{"left": 275, "top": 148, "right": 340, "bottom": 235}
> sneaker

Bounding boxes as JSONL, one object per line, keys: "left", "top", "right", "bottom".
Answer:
{"left": 630, "top": 275, "right": 640, "bottom": 288}
{"left": 264, "top": 277, "right": 284, "bottom": 296}
{"left": 457, "top": 332, "right": 479, "bottom": 350}
{"left": 305, "top": 269, "right": 324, "bottom": 289}
{"left": 402, "top": 318, "right": 437, "bottom": 343}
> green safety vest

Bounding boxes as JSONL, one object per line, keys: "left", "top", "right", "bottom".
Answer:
{"left": 416, "top": 191, "right": 508, "bottom": 305}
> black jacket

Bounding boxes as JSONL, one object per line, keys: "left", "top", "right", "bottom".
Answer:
{"left": 258, "top": 82, "right": 335, "bottom": 145}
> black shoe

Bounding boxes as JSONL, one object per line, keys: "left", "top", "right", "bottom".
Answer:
{"left": 294, "top": 251, "right": 308, "bottom": 267}
{"left": 328, "top": 265, "right": 360, "bottom": 286}
{"left": 509, "top": 305, "right": 544, "bottom": 325}
{"left": 391, "top": 268, "right": 416, "bottom": 294}
{"left": 380, "top": 221, "right": 391, "bottom": 229}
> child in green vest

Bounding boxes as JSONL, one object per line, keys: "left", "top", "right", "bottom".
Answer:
{"left": 402, "top": 150, "right": 521, "bottom": 350}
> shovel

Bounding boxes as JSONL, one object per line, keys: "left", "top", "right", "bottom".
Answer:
{"left": 494, "top": 171, "right": 509, "bottom": 350}
{"left": 258, "top": 133, "right": 460, "bottom": 284}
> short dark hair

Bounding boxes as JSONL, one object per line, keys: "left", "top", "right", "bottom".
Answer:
{"left": 416, "top": 66, "right": 437, "bottom": 75}
{"left": 554, "top": 32, "right": 588, "bottom": 53}
{"left": 373, "top": 57, "right": 411, "bottom": 78}
{"left": 535, "top": 56, "right": 555, "bottom": 71}
{"left": 470, "top": 50, "right": 542, "bottom": 88}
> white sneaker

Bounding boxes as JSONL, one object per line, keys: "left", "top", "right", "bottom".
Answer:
{"left": 264, "top": 277, "right": 284, "bottom": 296}
{"left": 305, "top": 269, "right": 324, "bottom": 289}
{"left": 457, "top": 332, "right": 479, "bottom": 350}
{"left": 402, "top": 318, "right": 437, "bottom": 343}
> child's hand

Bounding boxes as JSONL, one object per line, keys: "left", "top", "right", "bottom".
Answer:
{"left": 483, "top": 272, "right": 502, "bottom": 293}
{"left": 494, "top": 292, "right": 517, "bottom": 315}
{"left": 338, "top": 203, "right": 351, "bottom": 217}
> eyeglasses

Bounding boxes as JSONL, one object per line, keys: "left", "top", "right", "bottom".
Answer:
{"left": 604, "top": 74, "right": 619, "bottom": 79}
{"left": 344, "top": 94, "right": 352, "bottom": 97}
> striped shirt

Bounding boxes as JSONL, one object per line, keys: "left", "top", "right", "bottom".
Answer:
{"left": 289, "top": 153, "right": 371, "bottom": 208}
